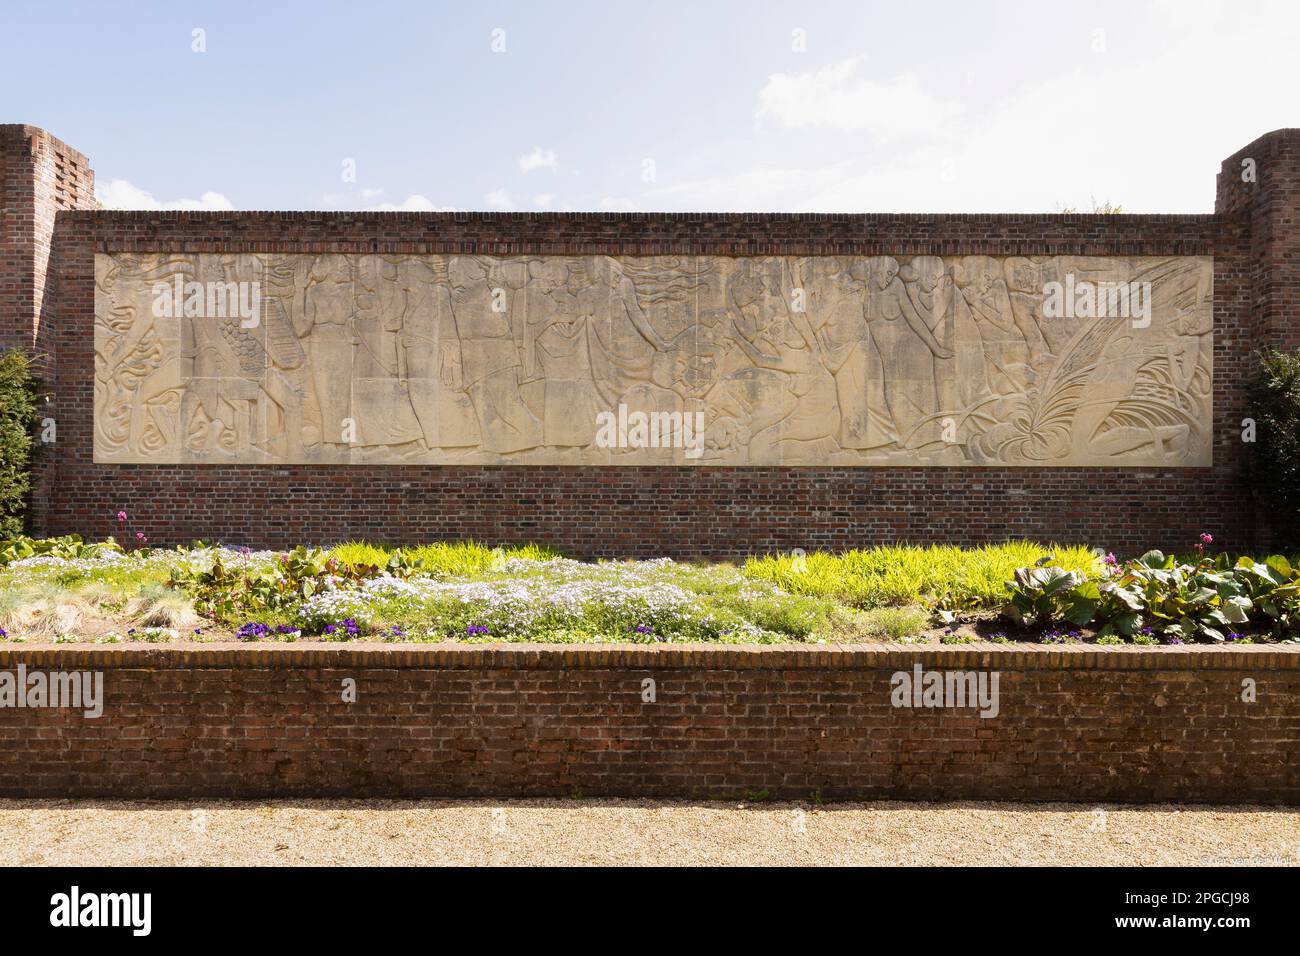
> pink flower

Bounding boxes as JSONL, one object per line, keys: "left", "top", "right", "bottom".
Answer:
{"left": 1200, "top": 533, "right": 1213, "bottom": 545}
{"left": 1103, "top": 552, "right": 1118, "bottom": 566}
{"left": 116, "top": 511, "right": 127, "bottom": 522}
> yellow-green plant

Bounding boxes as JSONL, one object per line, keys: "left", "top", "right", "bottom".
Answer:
{"left": 743, "top": 542, "right": 1099, "bottom": 609}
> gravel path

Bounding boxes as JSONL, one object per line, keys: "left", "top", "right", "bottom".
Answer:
{"left": 2, "top": 799, "right": 1296, "bottom": 866}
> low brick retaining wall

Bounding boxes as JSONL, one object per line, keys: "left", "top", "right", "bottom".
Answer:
{"left": 1, "top": 644, "right": 1296, "bottom": 802}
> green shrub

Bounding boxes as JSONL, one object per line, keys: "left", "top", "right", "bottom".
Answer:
{"left": 1231, "top": 554, "right": 1300, "bottom": 638}
{"left": 168, "top": 545, "right": 353, "bottom": 620}
{"left": 1002, "top": 560, "right": 1095, "bottom": 627}
{"left": 1245, "top": 348, "right": 1300, "bottom": 548}
{"left": 0, "top": 350, "right": 38, "bottom": 538}
{"left": 1102, "top": 550, "right": 1252, "bottom": 642}
{"left": 1000, "top": 547, "right": 1299, "bottom": 643}
{"left": 0, "top": 533, "right": 118, "bottom": 567}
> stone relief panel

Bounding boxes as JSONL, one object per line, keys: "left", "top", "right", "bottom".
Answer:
{"left": 93, "top": 252, "right": 1213, "bottom": 466}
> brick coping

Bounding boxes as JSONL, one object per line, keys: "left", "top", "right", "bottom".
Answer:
{"left": 0, "top": 642, "right": 1295, "bottom": 670}
{"left": 62, "top": 209, "right": 1222, "bottom": 223}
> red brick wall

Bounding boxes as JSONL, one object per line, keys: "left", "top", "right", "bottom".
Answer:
{"left": 38, "top": 208, "right": 1257, "bottom": 555}
{"left": 0, "top": 644, "right": 1294, "bottom": 802}
{"left": 7, "top": 126, "right": 1298, "bottom": 555}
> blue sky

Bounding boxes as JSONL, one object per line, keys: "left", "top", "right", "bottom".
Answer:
{"left": 2, "top": 0, "right": 1296, "bottom": 212}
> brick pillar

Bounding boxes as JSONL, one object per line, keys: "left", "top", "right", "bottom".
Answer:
{"left": 0, "top": 125, "right": 94, "bottom": 537}
{"left": 1216, "top": 128, "right": 1300, "bottom": 350}
{"left": 0, "top": 124, "right": 94, "bottom": 353}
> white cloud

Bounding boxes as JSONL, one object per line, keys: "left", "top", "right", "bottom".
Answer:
{"left": 518, "top": 146, "right": 558, "bottom": 173}
{"left": 532, "top": 193, "right": 555, "bottom": 209}
{"left": 655, "top": 6, "right": 1300, "bottom": 213}
{"left": 646, "top": 163, "right": 852, "bottom": 212}
{"left": 371, "top": 194, "right": 456, "bottom": 212}
{"left": 755, "top": 58, "right": 960, "bottom": 136}
{"left": 321, "top": 188, "right": 455, "bottom": 211}
{"left": 485, "top": 188, "right": 514, "bottom": 209}
{"left": 598, "top": 196, "right": 640, "bottom": 212}
{"left": 95, "top": 178, "right": 234, "bottom": 210}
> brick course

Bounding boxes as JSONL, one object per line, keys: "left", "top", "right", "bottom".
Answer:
{"left": 0, "top": 643, "right": 1294, "bottom": 802}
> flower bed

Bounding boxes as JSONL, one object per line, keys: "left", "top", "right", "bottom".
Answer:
{"left": 0, "top": 531, "right": 1296, "bottom": 647}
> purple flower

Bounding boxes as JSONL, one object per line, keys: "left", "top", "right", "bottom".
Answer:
{"left": 236, "top": 621, "right": 272, "bottom": 640}
{"left": 1042, "top": 628, "right": 1077, "bottom": 645}
{"left": 465, "top": 624, "right": 490, "bottom": 637}
{"left": 1103, "top": 552, "right": 1118, "bottom": 566}
{"left": 0, "top": 627, "right": 7, "bottom": 638}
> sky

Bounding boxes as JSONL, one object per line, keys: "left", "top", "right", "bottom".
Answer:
{"left": 1, "top": 0, "right": 1297, "bottom": 214}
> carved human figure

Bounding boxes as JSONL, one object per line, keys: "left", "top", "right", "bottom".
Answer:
{"left": 447, "top": 255, "right": 542, "bottom": 454}
{"left": 904, "top": 255, "right": 988, "bottom": 423}
{"left": 572, "top": 257, "right": 669, "bottom": 408}
{"left": 1167, "top": 268, "right": 1213, "bottom": 408}
{"left": 1138, "top": 258, "right": 1213, "bottom": 416}
{"left": 954, "top": 255, "right": 1033, "bottom": 395}
{"left": 863, "top": 256, "right": 953, "bottom": 449}
{"left": 618, "top": 336, "right": 694, "bottom": 458}
{"left": 351, "top": 256, "right": 424, "bottom": 450}
{"left": 207, "top": 254, "right": 307, "bottom": 459}
{"left": 1002, "top": 257, "right": 1053, "bottom": 368}
{"left": 528, "top": 258, "right": 604, "bottom": 448}
{"left": 721, "top": 261, "right": 839, "bottom": 462}
{"left": 292, "top": 254, "right": 358, "bottom": 451}
{"left": 394, "top": 257, "right": 480, "bottom": 450}
{"left": 807, "top": 258, "right": 891, "bottom": 451}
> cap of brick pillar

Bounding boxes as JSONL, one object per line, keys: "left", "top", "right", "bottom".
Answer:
{"left": 1216, "top": 128, "right": 1300, "bottom": 350}
{"left": 1217, "top": 128, "right": 1300, "bottom": 214}
{"left": 0, "top": 124, "right": 95, "bottom": 352}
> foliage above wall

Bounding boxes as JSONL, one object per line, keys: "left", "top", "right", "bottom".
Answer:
{"left": 0, "top": 350, "right": 37, "bottom": 539}
{"left": 1245, "top": 348, "right": 1300, "bottom": 548}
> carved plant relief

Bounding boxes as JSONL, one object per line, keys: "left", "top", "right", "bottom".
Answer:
{"left": 93, "top": 252, "right": 1213, "bottom": 466}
